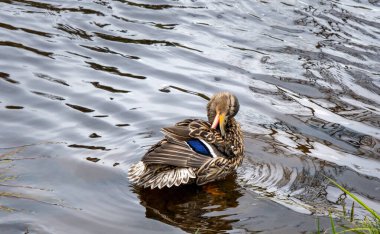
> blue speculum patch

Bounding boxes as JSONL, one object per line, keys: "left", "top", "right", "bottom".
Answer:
{"left": 187, "top": 139, "right": 211, "bottom": 156}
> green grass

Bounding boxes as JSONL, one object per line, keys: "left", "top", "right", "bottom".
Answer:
{"left": 330, "top": 211, "right": 337, "bottom": 234}
{"left": 327, "top": 178, "right": 380, "bottom": 221}
{"left": 317, "top": 177, "right": 380, "bottom": 234}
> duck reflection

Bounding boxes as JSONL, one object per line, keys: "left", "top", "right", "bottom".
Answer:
{"left": 132, "top": 174, "right": 243, "bottom": 233}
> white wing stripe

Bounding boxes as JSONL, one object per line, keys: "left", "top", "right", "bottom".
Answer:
{"left": 199, "top": 139, "right": 217, "bottom": 158}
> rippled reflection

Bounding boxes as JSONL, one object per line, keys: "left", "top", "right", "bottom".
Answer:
{"left": 134, "top": 176, "right": 242, "bottom": 233}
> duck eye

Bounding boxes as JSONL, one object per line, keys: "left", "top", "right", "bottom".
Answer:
{"left": 224, "top": 115, "right": 229, "bottom": 122}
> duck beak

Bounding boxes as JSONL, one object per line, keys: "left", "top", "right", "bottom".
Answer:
{"left": 211, "top": 112, "right": 220, "bottom": 129}
{"left": 211, "top": 112, "right": 226, "bottom": 137}
{"left": 219, "top": 113, "right": 226, "bottom": 137}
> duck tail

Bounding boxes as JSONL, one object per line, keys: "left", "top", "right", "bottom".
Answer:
{"left": 128, "top": 161, "right": 146, "bottom": 183}
{"left": 128, "top": 162, "right": 196, "bottom": 189}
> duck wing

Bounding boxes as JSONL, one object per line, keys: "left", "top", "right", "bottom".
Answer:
{"left": 142, "top": 119, "right": 222, "bottom": 168}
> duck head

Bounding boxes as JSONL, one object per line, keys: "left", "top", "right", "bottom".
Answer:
{"left": 207, "top": 92, "right": 240, "bottom": 137}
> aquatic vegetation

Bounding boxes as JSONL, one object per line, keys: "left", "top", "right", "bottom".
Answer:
{"left": 316, "top": 178, "right": 380, "bottom": 233}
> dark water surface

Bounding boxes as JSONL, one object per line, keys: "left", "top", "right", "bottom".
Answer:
{"left": 1, "top": 0, "right": 380, "bottom": 233}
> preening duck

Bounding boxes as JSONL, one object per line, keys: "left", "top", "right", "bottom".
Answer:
{"left": 128, "top": 92, "right": 244, "bottom": 189}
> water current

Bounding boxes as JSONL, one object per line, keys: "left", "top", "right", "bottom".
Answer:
{"left": 0, "top": 0, "right": 379, "bottom": 233}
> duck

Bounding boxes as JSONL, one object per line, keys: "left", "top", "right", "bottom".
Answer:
{"left": 128, "top": 92, "right": 244, "bottom": 189}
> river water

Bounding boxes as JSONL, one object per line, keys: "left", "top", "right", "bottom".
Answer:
{"left": 0, "top": 0, "right": 379, "bottom": 233}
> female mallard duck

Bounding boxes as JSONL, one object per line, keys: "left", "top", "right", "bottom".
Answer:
{"left": 128, "top": 92, "right": 244, "bottom": 189}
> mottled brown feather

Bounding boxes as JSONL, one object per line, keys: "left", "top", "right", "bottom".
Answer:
{"left": 128, "top": 92, "right": 244, "bottom": 189}
{"left": 142, "top": 119, "right": 215, "bottom": 168}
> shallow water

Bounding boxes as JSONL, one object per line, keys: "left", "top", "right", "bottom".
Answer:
{"left": 0, "top": 0, "right": 379, "bottom": 233}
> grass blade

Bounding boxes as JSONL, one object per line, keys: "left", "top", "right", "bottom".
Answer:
{"left": 330, "top": 212, "right": 337, "bottom": 234}
{"left": 343, "top": 202, "right": 346, "bottom": 219}
{"left": 337, "top": 227, "right": 372, "bottom": 233}
{"left": 350, "top": 202, "right": 354, "bottom": 223}
{"left": 326, "top": 177, "right": 380, "bottom": 221}
{"left": 316, "top": 217, "right": 320, "bottom": 234}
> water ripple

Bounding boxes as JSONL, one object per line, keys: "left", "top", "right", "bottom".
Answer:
{"left": 0, "top": 0, "right": 379, "bottom": 232}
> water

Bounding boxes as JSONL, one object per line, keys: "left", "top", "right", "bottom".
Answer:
{"left": 0, "top": 0, "right": 379, "bottom": 233}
